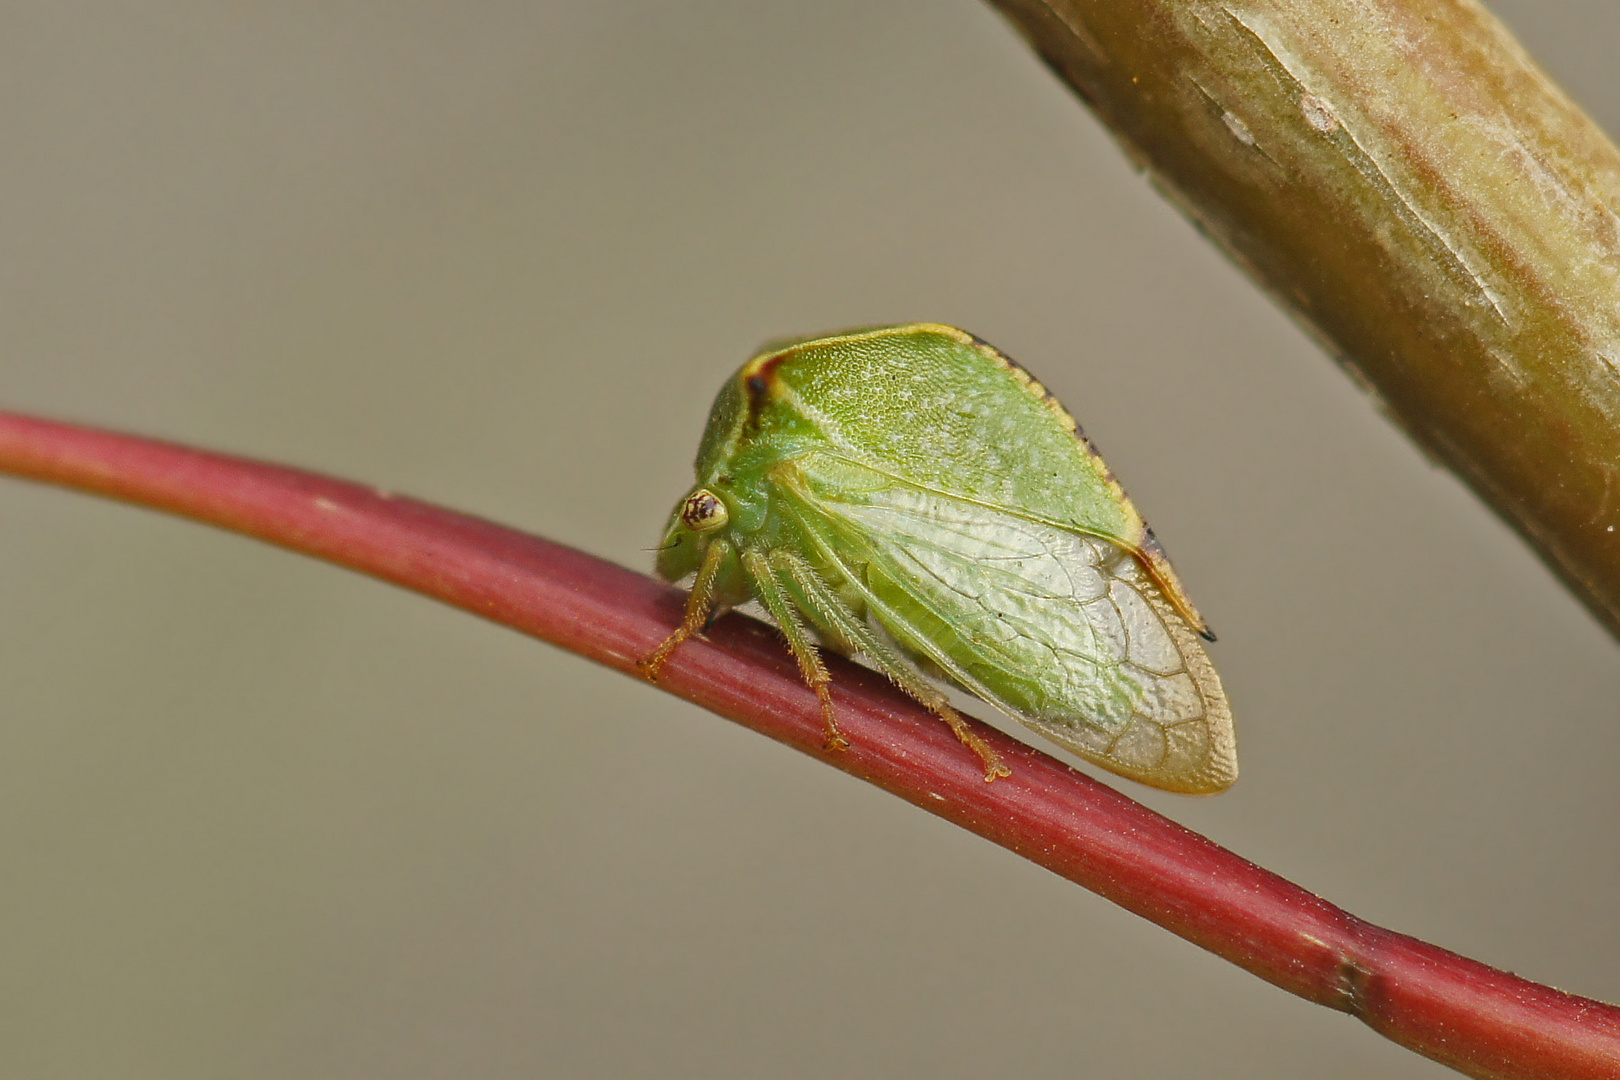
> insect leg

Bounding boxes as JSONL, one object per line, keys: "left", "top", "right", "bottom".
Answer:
{"left": 738, "top": 548, "right": 848, "bottom": 753}
{"left": 641, "top": 536, "right": 730, "bottom": 680}
{"left": 771, "top": 550, "right": 1010, "bottom": 782}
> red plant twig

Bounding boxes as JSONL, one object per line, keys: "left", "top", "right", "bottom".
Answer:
{"left": 0, "top": 408, "right": 1614, "bottom": 1080}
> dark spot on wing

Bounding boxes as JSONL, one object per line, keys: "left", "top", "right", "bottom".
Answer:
{"left": 1139, "top": 526, "right": 1217, "bottom": 641}
{"left": 742, "top": 352, "right": 790, "bottom": 430}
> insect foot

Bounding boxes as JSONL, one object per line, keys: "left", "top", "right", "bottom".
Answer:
{"left": 936, "top": 705, "right": 1012, "bottom": 782}
{"left": 638, "top": 627, "right": 692, "bottom": 683}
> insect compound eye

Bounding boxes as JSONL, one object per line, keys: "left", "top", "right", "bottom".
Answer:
{"left": 680, "top": 489, "right": 729, "bottom": 532}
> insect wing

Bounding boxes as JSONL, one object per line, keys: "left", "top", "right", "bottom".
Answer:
{"left": 774, "top": 453, "right": 1235, "bottom": 793}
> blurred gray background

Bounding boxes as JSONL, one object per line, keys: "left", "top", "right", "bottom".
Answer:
{"left": 0, "top": 3, "right": 1616, "bottom": 1077}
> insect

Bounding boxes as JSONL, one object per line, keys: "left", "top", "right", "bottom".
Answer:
{"left": 642, "top": 324, "right": 1235, "bottom": 793}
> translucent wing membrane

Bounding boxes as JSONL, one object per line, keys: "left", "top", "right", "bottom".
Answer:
{"left": 774, "top": 453, "right": 1235, "bottom": 793}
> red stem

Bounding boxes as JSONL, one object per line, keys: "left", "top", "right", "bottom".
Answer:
{"left": 0, "top": 408, "right": 1613, "bottom": 1079}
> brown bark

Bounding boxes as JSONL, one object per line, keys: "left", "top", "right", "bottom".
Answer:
{"left": 986, "top": 0, "right": 1620, "bottom": 636}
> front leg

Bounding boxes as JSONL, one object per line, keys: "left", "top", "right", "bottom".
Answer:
{"left": 641, "top": 537, "right": 730, "bottom": 681}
